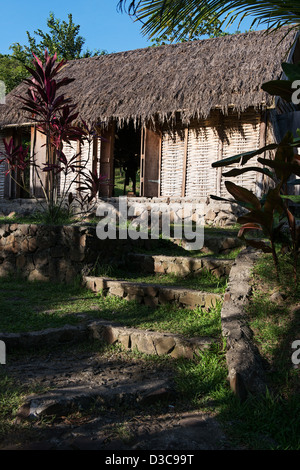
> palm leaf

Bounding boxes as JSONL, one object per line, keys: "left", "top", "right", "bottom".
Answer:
{"left": 118, "top": 1, "right": 300, "bottom": 39}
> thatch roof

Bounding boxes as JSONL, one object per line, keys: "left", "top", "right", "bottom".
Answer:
{"left": 0, "top": 27, "right": 298, "bottom": 129}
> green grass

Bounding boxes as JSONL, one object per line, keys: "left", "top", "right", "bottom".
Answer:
{"left": 95, "top": 294, "right": 223, "bottom": 338}
{"left": 0, "top": 274, "right": 222, "bottom": 338}
{"left": 92, "top": 263, "right": 228, "bottom": 294}
{"left": 0, "top": 275, "right": 94, "bottom": 332}
{"left": 1, "top": 251, "right": 300, "bottom": 449}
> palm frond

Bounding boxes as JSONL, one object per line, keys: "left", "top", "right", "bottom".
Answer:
{"left": 118, "top": 1, "right": 300, "bottom": 39}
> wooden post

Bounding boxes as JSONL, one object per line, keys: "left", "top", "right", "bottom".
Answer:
{"left": 141, "top": 124, "right": 161, "bottom": 198}
{"left": 140, "top": 126, "right": 146, "bottom": 197}
{"left": 99, "top": 121, "right": 115, "bottom": 197}
{"left": 181, "top": 128, "right": 188, "bottom": 197}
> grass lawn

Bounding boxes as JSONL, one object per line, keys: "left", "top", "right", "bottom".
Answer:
{"left": 1, "top": 248, "right": 299, "bottom": 449}
{"left": 0, "top": 274, "right": 222, "bottom": 338}
{"left": 91, "top": 263, "right": 228, "bottom": 294}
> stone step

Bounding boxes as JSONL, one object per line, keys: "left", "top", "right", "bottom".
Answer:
{"left": 124, "top": 253, "right": 234, "bottom": 278}
{"left": 83, "top": 275, "right": 222, "bottom": 309}
{"left": 17, "top": 379, "right": 176, "bottom": 420}
{"left": 1, "top": 320, "right": 216, "bottom": 360}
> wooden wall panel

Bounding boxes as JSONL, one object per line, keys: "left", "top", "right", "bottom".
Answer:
{"left": 99, "top": 123, "right": 115, "bottom": 197}
{"left": 142, "top": 126, "right": 161, "bottom": 197}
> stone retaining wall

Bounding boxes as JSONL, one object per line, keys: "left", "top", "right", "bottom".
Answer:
{"left": 0, "top": 196, "right": 244, "bottom": 227}
{"left": 221, "top": 248, "right": 267, "bottom": 401}
{"left": 125, "top": 253, "right": 234, "bottom": 278}
{"left": 0, "top": 223, "right": 241, "bottom": 283}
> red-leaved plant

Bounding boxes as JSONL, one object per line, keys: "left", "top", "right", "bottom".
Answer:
{"left": 0, "top": 50, "right": 107, "bottom": 222}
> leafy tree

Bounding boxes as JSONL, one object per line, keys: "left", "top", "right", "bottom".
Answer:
{"left": 117, "top": 1, "right": 300, "bottom": 40}
{"left": 0, "top": 12, "right": 107, "bottom": 93}
{"left": 0, "top": 54, "right": 28, "bottom": 93}
{"left": 10, "top": 12, "right": 107, "bottom": 65}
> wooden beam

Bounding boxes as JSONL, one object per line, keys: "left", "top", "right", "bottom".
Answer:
{"left": 181, "top": 128, "right": 188, "bottom": 197}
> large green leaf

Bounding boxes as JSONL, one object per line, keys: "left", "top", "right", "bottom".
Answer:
{"left": 261, "top": 79, "right": 294, "bottom": 101}
{"left": 280, "top": 194, "right": 300, "bottom": 203}
{"left": 258, "top": 158, "right": 300, "bottom": 179}
{"left": 222, "top": 166, "right": 275, "bottom": 180}
{"left": 212, "top": 143, "right": 278, "bottom": 168}
{"left": 282, "top": 62, "right": 300, "bottom": 82}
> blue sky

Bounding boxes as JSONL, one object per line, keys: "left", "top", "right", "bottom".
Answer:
{"left": 0, "top": 0, "right": 261, "bottom": 55}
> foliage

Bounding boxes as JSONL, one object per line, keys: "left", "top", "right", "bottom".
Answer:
{"left": 0, "top": 55, "right": 28, "bottom": 93}
{"left": 1, "top": 12, "right": 107, "bottom": 93}
{"left": 149, "top": 13, "right": 227, "bottom": 46}
{"left": 0, "top": 51, "right": 106, "bottom": 223}
{"left": 118, "top": 1, "right": 300, "bottom": 40}
{"left": 211, "top": 61, "right": 300, "bottom": 285}
{"left": 10, "top": 12, "right": 107, "bottom": 65}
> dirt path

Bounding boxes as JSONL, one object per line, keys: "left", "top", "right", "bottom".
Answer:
{"left": 0, "top": 342, "right": 242, "bottom": 451}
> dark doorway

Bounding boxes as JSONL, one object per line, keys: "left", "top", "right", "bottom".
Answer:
{"left": 113, "top": 121, "right": 141, "bottom": 196}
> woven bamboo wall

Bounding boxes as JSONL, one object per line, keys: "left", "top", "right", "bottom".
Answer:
{"left": 59, "top": 141, "right": 80, "bottom": 197}
{"left": 160, "top": 110, "right": 261, "bottom": 198}
{"left": 185, "top": 117, "right": 221, "bottom": 198}
{"left": 220, "top": 111, "right": 261, "bottom": 198}
{"left": 160, "top": 131, "right": 185, "bottom": 197}
{"left": 59, "top": 138, "right": 96, "bottom": 197}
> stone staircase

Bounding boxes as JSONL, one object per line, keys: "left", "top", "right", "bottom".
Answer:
{"left": 83, "top": 230, "right": 238, "bottom": 311}
{"left": 81, "top": 231, "right": 239, "bottom": 358}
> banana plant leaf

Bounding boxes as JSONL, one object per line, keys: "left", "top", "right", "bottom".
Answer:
{"left": 282, "top": 62, "right": 300, "bottom": 82}
{"left": 211, "top": 143, "right": 278, "bottom": 168}
{"left": 280, "top": 194, "right": 300, "bottom": 203}
{"left": 261, "top": 79, "right": 294, "bottom": 102}
{"left": 222, "top": 166, "right": 275, "bottom": 180}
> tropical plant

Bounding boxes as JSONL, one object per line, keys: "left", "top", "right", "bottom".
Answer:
{"left": 211, "top": 61, "right": 300, "bottom": 284}
{"left": 0, "top": 50, "right": 106, "bottom": 223}
{"left": 149, "top": 12, "right": 226, "bottom": 46}
{"left": 118, "top": 1, "right": 300, "bottom": 40}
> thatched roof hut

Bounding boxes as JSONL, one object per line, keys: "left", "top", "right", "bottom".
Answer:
{"left": 0, "top": 27, "right": 298, "bottom": 128}
{"left": 0, "top": 27, "right": 299, "bottom": 202}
